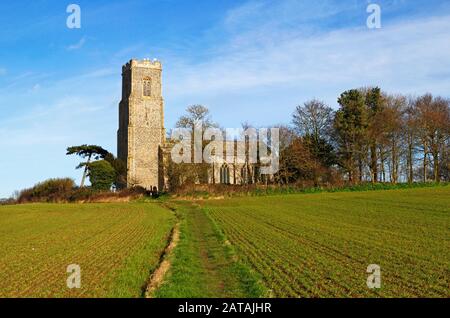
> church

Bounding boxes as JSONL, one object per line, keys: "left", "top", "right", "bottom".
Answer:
{"left": 117, "top": 59, "right": 267, "bottom": 192}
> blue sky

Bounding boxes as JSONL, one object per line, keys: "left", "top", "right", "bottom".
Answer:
{"left": 1, "top": 0, "right": 450, "bottom": 197}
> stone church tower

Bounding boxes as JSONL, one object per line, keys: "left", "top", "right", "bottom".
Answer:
{"left": 117, "top": 59, "right": 166, "bottom": 191}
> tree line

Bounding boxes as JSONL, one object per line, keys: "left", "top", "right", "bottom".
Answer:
{"left": 48, "top": 88, "right": 450, "bottom": 196}
{"left": 276, "top": 88, "right": 450, "bottom": 186}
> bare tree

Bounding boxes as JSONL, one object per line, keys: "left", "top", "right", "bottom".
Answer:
{"left": 172, "top": 105, "right": 218, "bottom": 186}
{"left": 404, "top": 98, "right": 418, "bottom": 183}
{"left": 428, "top": 97, "right": 450, "bottom": 182}
{"left": 176, "top": 105, "right": 216, "bottom": 130}
{"left": 292, "top": 99, "right": 334, "bottom": 141}
{"left": 382, "top": 94, "right": 406, "bottom": 184}
{"left": 365, "top": 87, "right": 385, "bottom": 183}
{"left": 414, "top": 94, "right": 450, "bottom": 182}
{"left": 273, "top": 125, "right": 297, "bottom": 185}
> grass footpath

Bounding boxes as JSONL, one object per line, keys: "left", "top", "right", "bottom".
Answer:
{"left": 153, "top": 202, "right": 264, "bottom": 298}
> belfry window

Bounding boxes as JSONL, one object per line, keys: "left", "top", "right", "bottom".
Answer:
{"left": 143, "top": 78, "right": 151, "bottom": 97}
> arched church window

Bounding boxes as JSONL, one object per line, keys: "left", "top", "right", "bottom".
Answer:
{"left": 220, "top": 164, "right": 230, "bottom": 184}
{"left": 241, "top": 165, "right": 248, "bottom": 184}
{"left": 143, "top": 77, "right": 151, "bottom": 97}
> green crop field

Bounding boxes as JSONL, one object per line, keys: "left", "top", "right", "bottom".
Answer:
{"left": 0, "top": 203, "right": 175, "bottom": 298}
{"left": 1, "top": 187, "right": 449, "bottom": 298}
{"left": 203, "top": 187, "right": 450, "bottom": 298}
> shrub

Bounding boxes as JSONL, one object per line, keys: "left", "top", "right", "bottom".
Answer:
{"left": 118, "top": 186, "right": 148, "bottom": 197}
{"left": 18, "top": 178, "right": 76, "bottom": 203}
{"left": 67, "top": 187, "right": 98, "bottom": 202}
{"left": 170, "top": 182, "right": 449, "bottom": 199}
{"left": 0, "top": 198, "right": 15, "bottom": 205}
{"left": 88, "top": 160, "right": 116, "bottom": 191}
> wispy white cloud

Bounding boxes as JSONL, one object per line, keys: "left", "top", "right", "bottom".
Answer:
{"left": 29, "top": 83, "right": 41, "bottom": 93}
{"left": 168, "top": 11, "right": 450, "bottom": 101}
{"left": 67, "top": 36, "right": 86, "bottom": 51}
{"left": 0, "top": 68, "right": 6, "bottom": 75}
{"left": 224, "top": 0, "right": 351, "bottom": 31}
{"left": 0, "top": 93, "right": 117, "bottom": 197}
{"left": 77, "top": 68, "right": 116, "bottom": 79}
{"left": 154, "top": 0, "right": 450, "bottom": 131}
{"left": 113, "top": 44, "right": 146, "bottom": 60}
{"left": 0, "top": 71, "right": 52, "bottom": 93}
{"left": 0, "top": 95, "right": 113, "bottom": 146}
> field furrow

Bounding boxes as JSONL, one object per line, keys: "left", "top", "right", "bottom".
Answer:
{"left": 0, "top": 203, "right": 175, "bottom": 298}
{"left": 204, "top": 187, "right": 450, "bottom": 298}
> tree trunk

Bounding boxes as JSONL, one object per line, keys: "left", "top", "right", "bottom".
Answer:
{"left": 80, "top": 154, "right": 92, "bottom": 187}
{"left": 370, "top": 144, "right": 378, "bottom": 183}
{"left": 407, "top": 137, "right": 413, "bottom": 184}
{"left": 433, "top": 150, "right": 439, "bottom": 183}
{"left": 391, "top": 140, "right": 398, "bottom": 184}
{"left": 379, "top": 148, "right": 386, "bottom": 183}
{"left": 358, "top": 157, "right": 363, "bottom": 184}
{"left": 423, "top": 152, "right": 428, "bottom": 183}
